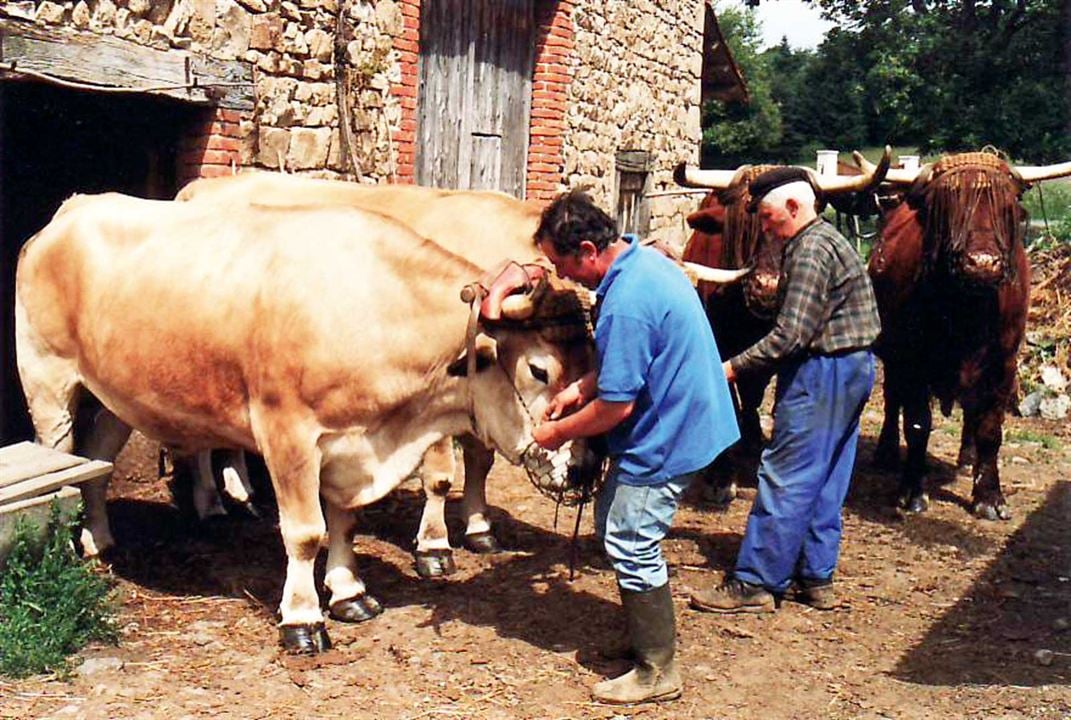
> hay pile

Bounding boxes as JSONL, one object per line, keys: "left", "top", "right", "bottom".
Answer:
{"left": 1021, "top": 244, "right": 1071, "bottom": 403}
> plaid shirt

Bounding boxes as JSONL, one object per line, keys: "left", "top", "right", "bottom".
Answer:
{"left": 731, "top": 219, "right": 880, "bottom": 376}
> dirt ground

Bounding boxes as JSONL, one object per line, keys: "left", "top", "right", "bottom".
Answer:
{"left": 1, "top": 389, "right": 1069, "bottom": 719}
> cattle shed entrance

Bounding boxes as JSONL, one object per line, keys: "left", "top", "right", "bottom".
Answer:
{"left": 0, "top": 79, "right": 208, "bottom": 443}
{"left": 0, "top": 20, "right": 254, "bottom": 445}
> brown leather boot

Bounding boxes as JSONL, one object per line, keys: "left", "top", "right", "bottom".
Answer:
{"left": 689, "top": 576, "right": 775, "bottom": 613}
{"left": 794, "top": 578, "right": 837, "bottom": 610}
{"left": 591, "top": 584, "right": 682, "bottom": 705}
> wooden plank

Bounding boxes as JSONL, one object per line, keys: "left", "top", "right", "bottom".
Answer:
{"left": 0, "top": 19, "right": 252, "bottom": 110}
{"left": 0, "top": 449, "right": 82, "bottom": 489}
{"left": 0, "top": 460, "right": 112, "bottom": 507}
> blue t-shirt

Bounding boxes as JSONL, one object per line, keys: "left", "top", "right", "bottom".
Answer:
{"left": 595, "top": 237, "right": 740, "bottom": 484}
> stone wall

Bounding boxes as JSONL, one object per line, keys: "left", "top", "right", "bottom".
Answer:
{"left": 2, "top": 0, "right": 707, "bottom": 237}
{"left": 567, "top": 0, "right": 705, "bottom": 248}
{"left": 1, "top": 0, "right": 409, "bottom": 183}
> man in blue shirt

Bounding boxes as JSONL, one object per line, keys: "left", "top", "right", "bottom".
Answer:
{"left": 533, "top": 189, "right": 739, "bottom": 705}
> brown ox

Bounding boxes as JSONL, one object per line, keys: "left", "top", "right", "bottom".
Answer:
{"left": 674, "top": 151, "right": 890, "bottom": 504}
{"left": 855, "top": 150, "right": 1071, "bottom": 519}
{"left": 16, "top": 193, "right": 599, "bottom": 652}
{"left": 176, "top": 172, "right": 743, "bottom": 571}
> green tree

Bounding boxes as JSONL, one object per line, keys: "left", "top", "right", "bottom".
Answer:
{"left": 802, "top": 0, "right": 1070, "bottom": 160}
{"left": 701, "top": 6, "right": 783, "bottom": 166}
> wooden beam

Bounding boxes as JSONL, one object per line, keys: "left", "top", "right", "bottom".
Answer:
{"left": 0, "top": 19, "right": 252, "bottom": 110}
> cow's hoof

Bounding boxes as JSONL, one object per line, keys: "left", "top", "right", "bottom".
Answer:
{"left": 414, "top": 548, "right": 457, "bottom": 577}
{"left": 463, "top": 531, "right": 504, "bottom": 554}
{"left": 702, "top": 481, "right": 737, "bottom": 509}
{"left": 897, "top": 491, "right": 928, "bottom": 514}
{"left": 279, "top": 623, "right": 332, "bottom": 654}
{"left": 329, "top": 593, "right": 383, "bottom": 623}
{"left": 972, "top": 500, "right": 1011, "bottom": 522}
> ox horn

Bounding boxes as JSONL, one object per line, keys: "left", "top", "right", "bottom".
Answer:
{"left": 853, "top": 149, "right": 926, "bottom": 186}
{"left": 673, "top": 161, "right": 741, "bottom": 189}
{"left": 683, "top": 262, "right": 752, "bottom": 284}
{"left": 809, "top": 145, "right": 892, "bottom": 193}
{"left": 1013, "top": 160, "right": 1071, "bottom": 185}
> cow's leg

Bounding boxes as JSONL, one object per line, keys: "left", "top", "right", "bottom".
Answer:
{"left": 969, "top": 404, "right": 1010, "bottom": 521}
{"left": 897, "top": 383, "right": 932, "bottom": 514}
{"left": 217, "top": 449, "right": 258, "bottom": 517}
{"left": 414, "top": 437, "right": 458, "bottom": 578}
{"left": 188, "top": 451, "right": 227, "bottom": 520}
{"left": 255, "top": 423, "right": 330, "bottom": 653}
{"left": 458, "top": 434, "right": 501, "bottom": 554}
{"left": 873, "top": 365, "right": 902, "bottom": 470}
{"left": 736, "top": 373, "right": 769, "bottom": 455}
{"left": 956, "top": 411, "right": 978, "bottom": 475}
{"left": 323, "top": 500, "right": 383, "bottom": 622}
{"left": 76, "top": 407, "right": 132, "bottom": 555}
{"left": 704, "top": 374, "right": 769, "bottom": 508}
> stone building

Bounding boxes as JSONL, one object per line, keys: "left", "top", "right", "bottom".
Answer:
{"left": 0, "top": 0, "right": 743, "bottom": 441}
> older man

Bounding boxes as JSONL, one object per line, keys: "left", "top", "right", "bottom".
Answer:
{"left": 690, "top": 167, "right": 880, "bottom": 613}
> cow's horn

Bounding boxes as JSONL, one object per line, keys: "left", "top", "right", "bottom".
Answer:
{"left": 674, "top": 162, "right": 741, "bottom": 189}
{"left": 683, "top": 262, "right": 752, "bottom": 284}
{"left": 1014, "top": 160, "right": 1071, "bottom": 185}
{"left": 499, "top": 293, "right": 536, "bottom": 320}
{"left": 853, "top": 149, "right": 925, "bottom": 185}
{"left": 810, "top": 145, "right": 892, "bottom": 193}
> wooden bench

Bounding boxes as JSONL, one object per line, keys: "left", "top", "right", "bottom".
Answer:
{"left": 0, "top": 441, "right": 112, "bottom": 559}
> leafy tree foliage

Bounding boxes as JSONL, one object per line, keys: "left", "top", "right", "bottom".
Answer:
{"left": 805, "top": 0, "right": 1070, "bottom": 161}
{"left": 713, "top": 0, "right": 1069, "bottom": 162}
{"left": 700, "top": 7, "right": 783, "bottom": 166}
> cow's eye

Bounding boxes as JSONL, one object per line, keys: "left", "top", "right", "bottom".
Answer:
{"left": 528, "top": 362, "right": 550, "bottom": 384}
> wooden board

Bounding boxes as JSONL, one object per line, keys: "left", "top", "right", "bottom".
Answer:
{"left": 0, "top": 19, "right": 253, "bottom": 110}
{"left": 0, "top": 442, "right": 112, "bottom": 507}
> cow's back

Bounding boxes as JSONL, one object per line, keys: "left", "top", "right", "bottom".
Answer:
{"left": 17, "top": 193, "right": 479, "bottom": 449}
{"left": 178, "top": 173, "right": 544, "bottom": 269}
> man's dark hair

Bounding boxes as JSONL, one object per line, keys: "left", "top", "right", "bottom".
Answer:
{"left": 535, "top": 188, "right": 619, "bottom": 256}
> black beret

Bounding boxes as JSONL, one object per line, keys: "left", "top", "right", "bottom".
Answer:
{"left": 746, "top": 166, "right": 813, "bottom": 213}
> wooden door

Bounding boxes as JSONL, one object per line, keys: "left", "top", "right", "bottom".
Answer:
{"left": 416, "top": 0, "right": 534, "bottom": 198}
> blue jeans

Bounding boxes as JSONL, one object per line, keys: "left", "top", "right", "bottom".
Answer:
{"left": 595, "top": 467, "right": 697, "bottom": 592}
{"left": 735, "top": 350, "right": 874, "bottom": 592}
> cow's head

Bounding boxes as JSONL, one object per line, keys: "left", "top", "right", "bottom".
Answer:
{"left": 677, "top": 149, "right": 890, "bottom": 318}
{"left": 855, "top": 151, "right": 1071, "bottom": 288}
{"left": 452, "top": 263, "right": 602, "bottom": 504}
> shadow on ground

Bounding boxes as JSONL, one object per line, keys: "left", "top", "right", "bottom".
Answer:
{"left": 892, "top": 481, "right": 1071, "bottom": 686}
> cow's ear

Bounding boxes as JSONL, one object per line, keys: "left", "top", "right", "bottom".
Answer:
{"left": 448, "top": 336, "right": 497, "bottom": 377}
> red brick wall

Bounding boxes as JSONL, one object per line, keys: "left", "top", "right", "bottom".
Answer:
{"left": 528, "top": 0, "right": 574, "bottom": 201}
{"left": 391, "top": 0, "right": 422, "bottom": 184}
{"left": 178, "top": 108, "right": 248, "bottom": 187}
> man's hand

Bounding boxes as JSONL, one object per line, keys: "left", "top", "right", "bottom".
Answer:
{"left": 544, "top": 377, "right": 590, "bottom": 420}
{"left": 533, "top": 420, "right": 564, "bottom": 451}
{"left": 722, "top": 360, "right": 736, "bottom": 384}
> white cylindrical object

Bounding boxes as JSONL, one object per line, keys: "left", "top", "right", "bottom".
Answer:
{"left": 899, "top": 155, "right": 920, "bottom": 172}
{"left": 816, "top": 149, "right": 839, "bottom": 176}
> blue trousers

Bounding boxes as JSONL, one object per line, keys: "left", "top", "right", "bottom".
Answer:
{"left": 595, "top": 468, "right": 697, "bottom": 592}
{"left": 735, "top": 350, "right": 874, "bottom": 592}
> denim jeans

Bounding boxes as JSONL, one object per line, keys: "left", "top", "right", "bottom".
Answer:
{"left": 595, "top": 467, "right": 697, "bottom": 592}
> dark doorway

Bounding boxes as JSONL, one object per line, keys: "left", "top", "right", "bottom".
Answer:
{"left": 0, "top": 79, "right": 204, "bottom": 443}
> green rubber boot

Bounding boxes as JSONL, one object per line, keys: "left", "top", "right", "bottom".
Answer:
{"left": 592, "top": 584, "right": 682, "bottom": 705}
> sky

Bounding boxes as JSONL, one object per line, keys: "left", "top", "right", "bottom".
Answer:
{"left": 725, "top": 0, "right": 837, "bottom": 51}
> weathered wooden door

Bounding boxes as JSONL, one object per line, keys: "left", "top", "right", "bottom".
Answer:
{"left": 416, "top": 0, "right": 534, "bottom": 198}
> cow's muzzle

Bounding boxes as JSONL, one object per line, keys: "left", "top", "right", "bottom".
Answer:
{"left": 959, "top": 252, "right": 1005, "bottom": 285}
{"left": 744, "top": 271, "right": 780, "bottom": 318}
{"left": 521, "top": 439, "right": 605, "bottom": 506}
